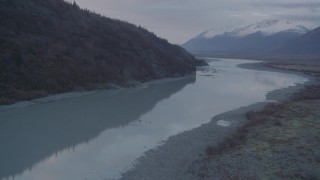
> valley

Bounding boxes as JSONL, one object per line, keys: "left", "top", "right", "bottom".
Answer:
{"left": 1, "top": 0, "right": 319, "bottom": 179}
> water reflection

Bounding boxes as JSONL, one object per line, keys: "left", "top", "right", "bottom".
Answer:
{"left": 0, "top": 59, "right": 307, "bottom": 180}
{"left": 0, "top": 76, "right": 195, "bottom": 180}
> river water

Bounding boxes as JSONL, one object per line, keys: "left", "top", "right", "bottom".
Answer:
{"left": 0, "top": 59, "right": 307, "bottom": 180}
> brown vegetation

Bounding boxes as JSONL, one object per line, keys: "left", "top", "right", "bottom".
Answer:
{"left": 205, "top": 103, "right": 286, "bottom": 157}
{"left": 198, "top": 63, "right": 320, "bottom": 179}
{"left": 205, "top": 82, "right": 320, "bottom": 158}
{"left": 198, "top": 85, "right": 320, "bottom": 179}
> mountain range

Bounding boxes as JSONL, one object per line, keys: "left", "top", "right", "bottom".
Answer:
{"left": 0, "top": 0, "right": 197, "bottom": 104}
{"left": 273, "top": 27, "right": 320, "bottom": 55}
{"left": 183, "top": 19, "right": 320, "bottom": 55}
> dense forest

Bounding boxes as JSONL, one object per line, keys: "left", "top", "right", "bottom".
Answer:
{"left": 0, "top": 0, "right": 197, "bottom": 104}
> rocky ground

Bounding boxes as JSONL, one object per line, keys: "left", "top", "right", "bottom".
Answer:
{"left": 187, "top": 63, "right": 320, "bottom": 179}
{"left": 121, "top": 61, "right": 320, "bottom": 180}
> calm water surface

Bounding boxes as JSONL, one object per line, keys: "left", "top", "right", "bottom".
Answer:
{"left": 0, "top": 59, "right": 307, "bottom": 180}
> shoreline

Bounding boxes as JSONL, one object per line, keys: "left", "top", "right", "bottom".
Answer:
{"left": 187, "top": 81, "right": 320, "bottom": 178}
{"left": 239, "top": 62, "right": 318, "bottom": 102}
{"left": 0, "top": 74, "right": 196, "bottom": 112}
{"left": 121, "top": 60, "right": 319, "bottom": 179}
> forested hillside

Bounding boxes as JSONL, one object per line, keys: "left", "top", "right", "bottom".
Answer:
{"left": 0, "top": 0, "right": 196, "bottom": 104}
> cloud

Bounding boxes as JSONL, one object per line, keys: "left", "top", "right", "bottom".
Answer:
{"left": 255, "top": 2, "right": 320, "bottom": 9}
{"left": 252, "top": 2, "right": 320, "bottom": 25}
{"left": 74, "top": 0, "right": 320, "bottom": 44}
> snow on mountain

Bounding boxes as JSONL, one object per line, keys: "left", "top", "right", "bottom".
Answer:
{"left": 200, "top": 27, "right": 234, "bottom": 38}
{"left": 201, "top": 19, "right": 309, "bottom": 38}
{"left": 273, "top": 26, "right": 320, "bottom": 55}
{"left": 182, "top": 19, "right": 313, "bottom": 53}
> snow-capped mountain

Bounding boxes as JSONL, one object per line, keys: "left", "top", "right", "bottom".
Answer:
{"left": 201, "top": 19, "right": 309, "bottom": 38}
{"left": 183, "top": 19, "right": 310, "bottom": 53}
{"left": 273, "top": 26, "right": 320, "bottom": 55}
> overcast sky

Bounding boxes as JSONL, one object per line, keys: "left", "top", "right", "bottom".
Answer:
{"left": 72, "top": 0, "right": 320, "bottom": 44}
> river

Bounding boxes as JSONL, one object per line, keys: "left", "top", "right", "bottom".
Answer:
{"left": 0, "top": 59, "right": 307, "bottom": 180}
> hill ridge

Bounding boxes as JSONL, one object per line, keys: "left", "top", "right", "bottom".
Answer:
{"left": 0, "top": 0, "right": 196, "bottom": 104}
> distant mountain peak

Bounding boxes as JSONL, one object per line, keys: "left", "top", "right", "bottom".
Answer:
{"left": 273, "top": 26, "right": 320, "bottom": 55}
{"left": 182, "top": 19, "right": 314, "bottom": 54}
{"left": 199, "top": 26, "right": 234, "bottom": 38}
{"left": 201, "top": 19, "right": 309, "bottom": 38}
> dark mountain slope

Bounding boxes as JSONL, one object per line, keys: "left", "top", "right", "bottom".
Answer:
{"left": 0, "top": 0, "right": 196, "bottom": 104}
{"left": 273, "top": 27, "right": 320, "bottom": 55}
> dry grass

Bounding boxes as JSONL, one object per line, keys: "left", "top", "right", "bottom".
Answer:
{"left": 205, "top": 102, "right": 288, "bottom": 157}
{"left": 292, "top": 85, "right": 320, "bottom": 100}
{"left": 205, "top": 84, "right": 320, "bottom": 157}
